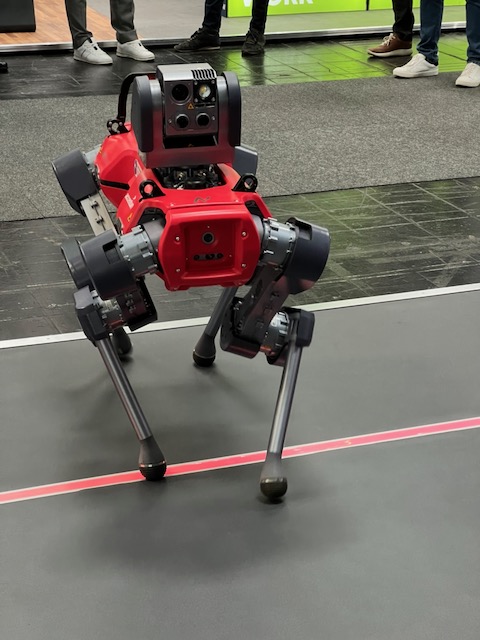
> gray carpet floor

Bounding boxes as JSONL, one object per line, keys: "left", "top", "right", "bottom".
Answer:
{"left": 1, "top": 72, "right": 479, "bottom": 221}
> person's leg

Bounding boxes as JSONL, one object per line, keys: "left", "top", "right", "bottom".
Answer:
{"left": 64, "top": 0, "right": 92, "bottom": 49}
{"left": 367, "top": 0, "right": 413, "bottom": 57}
{"left": 417, "top": 0, "right": 444, "bottom": 64}
{"left": 110, "top": 0, "right": 137, "bottom": 43}
{"left": 392, "top": 0, "right": 414, "bottom": 41}
{"left": 249, "top": 0, "right": 269, "bottom": 34}
{"left": 201, "top": 0, "right": 224, "bottom": 34}
{"left": 174, "top": 0, "right": 222, "bottom": 51}
{"left": 393, "top": 0, "right": 443, "bottom": 77}
{"left": 466, "top": 0, "right": 480, "bottom": 63}
{"left": 66, "top": 0, "right": 112, "bottom": 64}
{"left": 456, "top": 0, "right": 480, "bottom": 86}
{"left": 242, "top": 0, "right": 269, "bottom": 56}
{"left": 112, "top": 0, "right": 155, "bottom": 59}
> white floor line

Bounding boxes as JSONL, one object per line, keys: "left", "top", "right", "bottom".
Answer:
{"left": 1, "top": 283, "right": 480, "bottom": 350}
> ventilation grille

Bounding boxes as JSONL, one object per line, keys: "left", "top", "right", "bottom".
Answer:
{"left": 193, "top": 68, "right": 216, "bottom": 81}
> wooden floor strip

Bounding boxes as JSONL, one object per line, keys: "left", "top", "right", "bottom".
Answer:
{"left": 0, "top": 0, "right": 115, "bottom": 46}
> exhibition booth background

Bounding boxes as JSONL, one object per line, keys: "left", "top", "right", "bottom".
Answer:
{"left": 225, "top": 0, "right": 461, "bottom": 18}
{"left": 0, "top": 0, "right": 467, "bottom": 52}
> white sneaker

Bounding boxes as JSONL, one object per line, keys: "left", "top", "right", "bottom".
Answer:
{"left": 116, "top": 39, "right": 155, "bottom": 61}
{"left": 455, "top": 62, "right": 480, "bottom": 87}
{"left": 73, "top": 38, "right": 113, "bottom": 65}
{"left": 393, "top": 53, "right": 438, "bottom": 78}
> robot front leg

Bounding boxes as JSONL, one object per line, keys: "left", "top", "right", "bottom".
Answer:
{"left": 194, "top": 294, "right": 312, "bottom": 498}
{"left": 73, "top": 286, "right": 167, "bottom": 480}
{"left": 62, "top": 227, "right": 166, "bottom": 478}
{"left": 54, "top": 150, "right": 133, "bottom": 358}
{"left": 260, "top": 309, "right": 315, "bottom": 499}
{"left": 96, "top": 337, "right": 166, "bottom": 480}
{"left": 215, "top": 217, "right": 330, "bottom": 499}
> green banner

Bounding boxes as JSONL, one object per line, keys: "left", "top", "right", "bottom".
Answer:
{"left": 371, "top": 0, "right": 460, "bottom": 6}
{"left": 226, "top": 0, "right": 461, "bottom": 17}
{"left": 226, "top": 0, "right": 365, "bottom": 18}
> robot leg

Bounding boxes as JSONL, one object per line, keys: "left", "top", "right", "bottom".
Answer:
{"left": 52, "top": 148, "right": 117, "bottom": 236}
{"left": 63, "top": 230, "right": 165, "bottom": 479}
{"left": 73, "top": 285, "right": 166, "bottom": 480}
{"left": 218, "top": 217, "right": 330, "bottom": 499}
{"left": 193, "top": 287, "right": 238, "bottom": 367}
{"left": 260, "top": 308, "right": 315, "bottom": 499}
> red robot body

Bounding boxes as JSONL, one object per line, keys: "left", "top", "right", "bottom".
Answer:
{"left": 53, "top": 63, "right": 331, "bottom": 500}
{"left": 96, "top": 125, "right": 270, "bottom": 290}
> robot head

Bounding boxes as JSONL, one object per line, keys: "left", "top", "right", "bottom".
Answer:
{"left": 130, "top": 63, "right": 242, "bottom": 169}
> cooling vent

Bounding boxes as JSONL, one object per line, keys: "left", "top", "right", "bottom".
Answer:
{"left": 192, "top": 68, "right": 216, "bottom": 81}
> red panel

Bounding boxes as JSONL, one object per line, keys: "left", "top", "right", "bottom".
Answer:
{"left": 159, "top": 203, "right": 261, "bottom": 290}
{"left": 95, "top": 127, "right": 274, "bottom": 290}
{"left": 95, "top": 128, "right": 140, "bottom": 208}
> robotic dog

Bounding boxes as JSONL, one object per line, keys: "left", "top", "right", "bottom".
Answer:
{"left": 53, "top": 63, "right": 330, "bottom": 499}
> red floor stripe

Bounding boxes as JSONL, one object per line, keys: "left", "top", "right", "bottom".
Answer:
{"left": 2, "top": 416, "right": 480, "bottom": 505}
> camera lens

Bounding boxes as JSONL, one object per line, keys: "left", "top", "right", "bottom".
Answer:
{"left": 175, "top": 114, "right": 189, "bottom": 129}
{"left": 171, "top": 83, "right": 189, "bottom": 102}
{"left": 196, "top": 113, "right": 210, "bottom": 127}
{"left": 202, "top": 232, "right": 215, "bottom": 245}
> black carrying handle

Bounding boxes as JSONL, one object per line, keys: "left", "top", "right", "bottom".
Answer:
{"left": 107, "top": 72, "right": 157, "bottom": 135}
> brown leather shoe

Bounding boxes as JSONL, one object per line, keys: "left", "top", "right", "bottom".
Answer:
{"left": 367, "top": 33, "right": 412, "bottom": 58}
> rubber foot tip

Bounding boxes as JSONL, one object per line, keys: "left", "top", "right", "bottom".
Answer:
{"left": 139, "top": 460, "right": 167, "bottom": 481}
{"left": 260, "top": 477, "right": 288, "bottom": 500}
{"left": 193, "top": 350, "right": 215, "bottom": 367}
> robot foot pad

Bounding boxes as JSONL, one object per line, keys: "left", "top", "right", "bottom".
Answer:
{"left": 192, "top": 350, "right": 216, "bottom": 367}
{"left": 139, "top": 461, "right": 167, "bottom": 481}
{"left": 139, "top": 436, "right": 167, "bottom": 481}
{"left": 260, "top": 477, "right": 288, "bottom": 500}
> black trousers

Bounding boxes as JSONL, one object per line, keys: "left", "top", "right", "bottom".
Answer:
{"left": 202, "top": 0, "right": 269, "bottom": 35}
{"left": 393, "top": 0, "right": 415, "bottom": 41}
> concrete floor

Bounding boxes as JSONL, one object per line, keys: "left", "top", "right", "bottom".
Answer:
{"left": 2, "top": 288, "right": 480, "bottom": 639}
{"left": 1, "top": 12, "right": 478, "bottom": 639}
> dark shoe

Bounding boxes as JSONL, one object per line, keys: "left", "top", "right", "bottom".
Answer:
{"left": 367, "top": 33, "right": 412, "bottom": 58}
{"left": 241, "top": 30, "right": 266, "bottom": 57}
{"left": 174, "top": 28, "right": 220, "bottom": 52}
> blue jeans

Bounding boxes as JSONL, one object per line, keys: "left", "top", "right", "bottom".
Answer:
{"left": 417, "top": 0, "right": 480, "bottom": 65}
{"left": 202, "top": 0, "right": 269, "bottom": 35}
